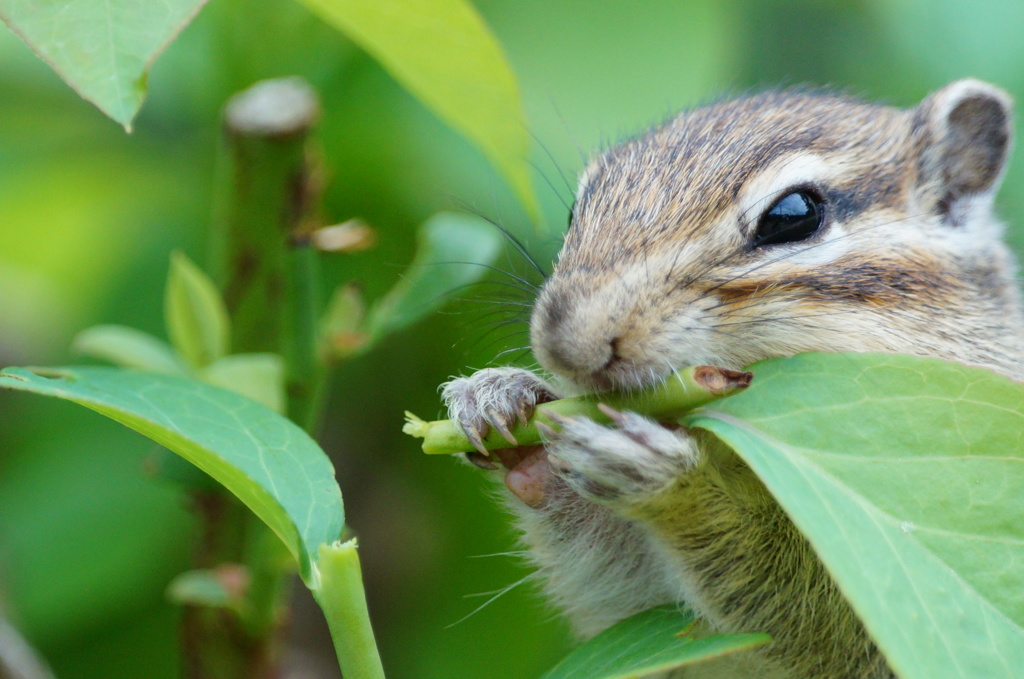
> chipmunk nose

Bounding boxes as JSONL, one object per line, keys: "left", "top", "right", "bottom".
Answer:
{"left": 530, "top": 284, "right": 624, "bottom": 378}
{"left": 543, "top": 333, "right": 622, "bottom": 375}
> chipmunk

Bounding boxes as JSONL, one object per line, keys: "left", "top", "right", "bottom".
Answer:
{"left": 442, "top": 80, "right": 1024, "bottom": 679}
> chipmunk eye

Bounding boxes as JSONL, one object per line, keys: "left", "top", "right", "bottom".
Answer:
{"left": 753, "top": 190, "right": 824, "bottom": 247}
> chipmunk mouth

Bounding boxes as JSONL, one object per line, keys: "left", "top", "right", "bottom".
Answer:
{"left": 531, "top": 287, "right": 688, "bottom": 393}
{"left": 573, "top": 359, "right": 670, "bottom": 394}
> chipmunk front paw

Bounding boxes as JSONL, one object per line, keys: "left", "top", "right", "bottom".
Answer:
{"left": 441, "top": 367, "right": 557, "bottom": 454}
{"left": 540, "top": 406, "right": 698, "bottom": 506}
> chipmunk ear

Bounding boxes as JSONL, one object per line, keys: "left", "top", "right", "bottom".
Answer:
{"left": 913, "top": 79, "right": 1013, "bottom": 224}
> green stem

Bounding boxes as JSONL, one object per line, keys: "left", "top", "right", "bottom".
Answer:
{"left": 182, "top": 77, "right": 328, "bottom": 679}
{"left": 285, "top": 241, "right": 325, "bottom": 432}
{"left": 405, "top": 365, "right": 753, "bottom": 455}
{"left": 180, "top": 494, "right": 277, "bottom": 679}
{"left": 212, "top": 77, "right": 386, "bottom": 678}
{"left": 313, "top": 540, "right": 386, "bottom": 679}
{"left": 215, "top": 78, "right": 326, "bottom": 434}
{"left": 213, "top": 77, "right": 322, "bottom": 356}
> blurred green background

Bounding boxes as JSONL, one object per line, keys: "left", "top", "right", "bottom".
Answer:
{"left": 1, "top": 0, "right": 1023, "bottom": 677}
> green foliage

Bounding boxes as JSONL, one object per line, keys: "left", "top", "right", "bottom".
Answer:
{"left": 0, "top": 361, "right": 390, "bottom": 676}
{"left": 72, "top": 325, "right": 188, "bottom": 376}
{"left": 200, "top": 353, "right": 286, "bottom": 413}
{"left": 165, "top": 251, "right": 231, "bottom": 370}
{"left": 0, "top": 366, "right": 344, "bottom": 583}
{"left": 75, "top": 253, "right": 287, "bottom": 412}
{"left": 688, "top": 353, "right": 1024, "bottom": 679}
{"left": 0, "top": 0, "right": 208, "bottom": 128}
{"left": 540, "top": 605, "right": 769, "bottom": 679}
{"left": 4, "top": 1, "right": 1024, "bottom": 678}
{"left": 295, "top": 0, "right": 538, "bottom": 219}
{"left": 0, "top": 0, "right": 538, "bottom": 218}
{"left": 365, "top": 212, "right": 505, "bottom": 342}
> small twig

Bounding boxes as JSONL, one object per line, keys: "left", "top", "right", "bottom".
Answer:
{"left": 405, "top": 366, "right": 753, "bottom": 455}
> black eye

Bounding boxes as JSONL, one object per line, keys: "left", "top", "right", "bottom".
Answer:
{"left": 753, "top": 190, "right": 824, "bottom": 247}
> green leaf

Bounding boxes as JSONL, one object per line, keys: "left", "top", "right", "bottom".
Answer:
{"left": 0, "top": 0, "right": 208, "bottom": 129}
{"left": 200, "top": 353, "right": 286, "bottom": 414}
{"left": 165, "top": 251, "right": 230, "bottom": 370}
{"left": 541, "top": 605, "right": 769, "bottom": 679}
{"left": 365, "top": 212, "right": 504, "bottom": 342}
{"left": 293, "top": 0, "right": 538, "bottom": 219}
{"left": 687, "top": 353, "right": 1024, "bottom": 679}
{"left": 73, "top": 324, "right": 188, "bottom": 376}
{"left": 0, "top": 366, "right": 344, "bottom": 584}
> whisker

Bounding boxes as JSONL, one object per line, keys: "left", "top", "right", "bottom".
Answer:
{"left": 471, "top": 331, "right": 533, "bottom": 358}
{"left": 467, "top": 550, "right": 529, "bottom": 559}
{"left": 453, "top": 202, "right": 550, "bottom": 280}
{"left": 548, "top": 97, "right": 588, "bottom": 166}
{"left": 434, "top": 259, "right": 541, "bottom": 293}
{"left": 492, "top": 345, "right": 532, "bottom": 361}
{"left": 530, "top": 161, "right": 572, "bottom": 213}
{"left": 444, "top": 573, "right": 536, "bottom": 628}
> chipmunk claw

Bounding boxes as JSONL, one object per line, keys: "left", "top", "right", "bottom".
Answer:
{"left": 466, "top": 451, "right": 499, "bottom": 470}
{"left": 535, "top": 420, "right": 559, "bottom": 441}
{"left": 487, "top": 409, "right": 519, "bottom": 446}
{"left": 596, "top": 402, "right": 624, "bottom": 424}
{"left": 461, "top": 421, "right": 490, "bottom": 456}
{"left": 442, "top": 367, "right": 558, "bottom": 460}
{"left": 543, "top": 411, "right": 575, "bottom": 428}
{"left": 544, "top": 411, "right": 699, "bottom": 506}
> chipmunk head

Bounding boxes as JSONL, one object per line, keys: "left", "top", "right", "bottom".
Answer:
{"left": 530, "top": 80, "right": 1022, "bottom": 391}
